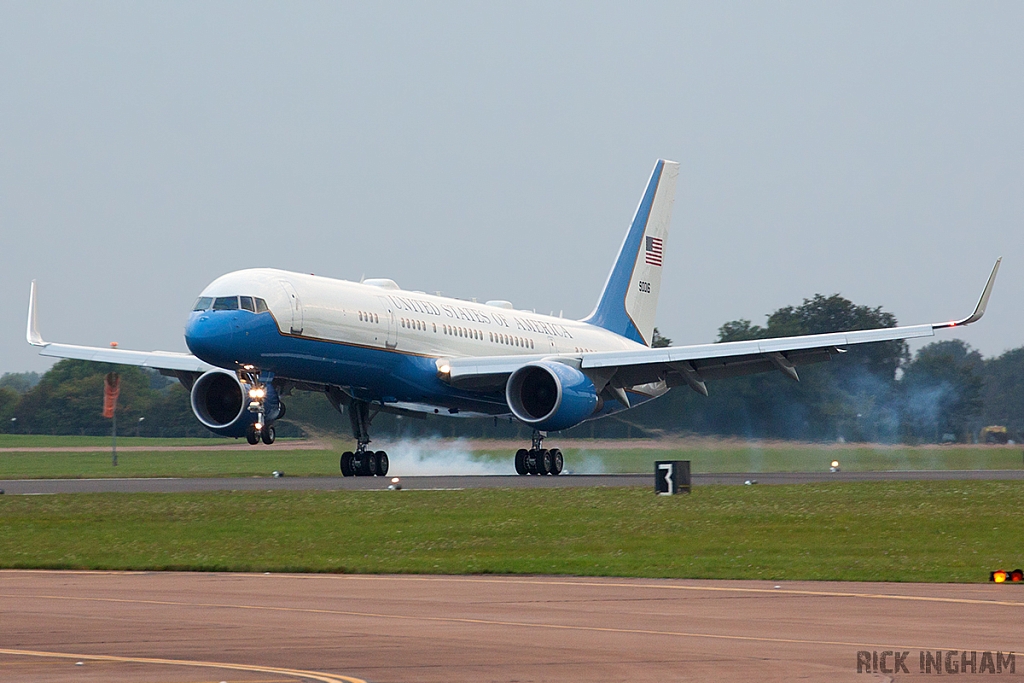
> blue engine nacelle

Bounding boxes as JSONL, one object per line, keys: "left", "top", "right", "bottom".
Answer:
{"left": 190, "top": 369, "right": 281, "bottom": 438}
{"left": 505, "top": 360, "right": 600, "bottom": 432}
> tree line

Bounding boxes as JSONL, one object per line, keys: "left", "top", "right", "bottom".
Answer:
{"left": 1, "top": 293, "right": 1020, "bottom": 443}
{"left": 631, "top": 298, "right": 1011, "bottom": 444}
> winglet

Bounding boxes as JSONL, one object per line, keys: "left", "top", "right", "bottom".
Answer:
{"left": 27, "top": 280, "right": 46, "bottom": 347}
{"left": 934, "top": 257, "right": 1001, "bottom": 329}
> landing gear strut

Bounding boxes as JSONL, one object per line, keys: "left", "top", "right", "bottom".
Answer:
{"left": 514, "top": 431, "right": 562, "bottom": 476}
{"left": 240, "top": 366, "right": 277, "bottom": 446}
{"left": 339, "top": 399, "right": 389, "bottom": 477}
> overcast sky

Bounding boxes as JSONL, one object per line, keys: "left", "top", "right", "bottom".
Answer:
{"left": 1, "top": 1, "right": 1021, "bottom": 375}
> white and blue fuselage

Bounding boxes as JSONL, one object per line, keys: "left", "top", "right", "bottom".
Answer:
{"left": 185, "top": 268, "right": 658, "bottom": 419}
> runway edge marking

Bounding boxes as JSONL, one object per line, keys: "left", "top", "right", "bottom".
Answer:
{"left": 0, "top": 648, "right": 366, "bottom": 683}
{"left": 244, "top": 573, "right": 1024, "bottom": 609}
{"left": 3, "top": 593, "right": 1014, "bottom": 656}
{"left": 6, "top": 570, "right": 1024, "bottom": 608}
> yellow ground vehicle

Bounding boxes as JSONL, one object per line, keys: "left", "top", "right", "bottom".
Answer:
{"left": 980, "top": 425, "right": 1009, "bottom": 444}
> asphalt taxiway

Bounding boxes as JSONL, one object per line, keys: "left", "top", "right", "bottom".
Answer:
{"left": 2, "top": 469, "right": 1024, "bottom": 495}
{"left": 2, "top": 570, "right": 1021, "bottom": 683}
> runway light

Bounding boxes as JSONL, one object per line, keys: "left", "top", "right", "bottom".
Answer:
{"left": 991, "top": 570, "right": 1008, "bottom": 583}
{"left": 388, "top": 477, "right": 402, "bottom": 491}
{"left": 830, "top": 460, "right": 841, "bottom": 473}
{"left": 1012, "top": 569, "right": 1024, "bottom": 582}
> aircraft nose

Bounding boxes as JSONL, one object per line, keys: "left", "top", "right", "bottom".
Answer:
{"left": 185, "top": 312, "right": 235, "bottom": 364}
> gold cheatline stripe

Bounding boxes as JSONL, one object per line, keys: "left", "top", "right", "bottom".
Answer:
{"left": 0, "top": 648, "right": 365, "bottom": 683}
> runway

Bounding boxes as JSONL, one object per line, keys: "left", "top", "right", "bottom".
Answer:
{"left": 2, "top": 469, "right": 1024, "bottom": 494}
{"left": 2, "top": 570, "right": 1020, "bottom": 682}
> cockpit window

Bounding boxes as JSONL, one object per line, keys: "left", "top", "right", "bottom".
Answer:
{"left": 212, "top": 296, "right": 239, "bottom": 311}
{"left": 194, "top": 295, "right": 267, "bottom": 312}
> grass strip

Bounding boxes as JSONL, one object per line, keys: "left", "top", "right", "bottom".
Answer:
{"left": 2, "top": 441, "right": 1023, "bottom": 479}
{"left": 0, "top": 449, "right": 339, "bottom": 479}
{"left": 0, "top": 435, "right": 237, "bottom": 448}
{"left": 488, "top": 445, "right": 1024, "bottom": 474}
{"left": 1, "top": 482, "right": 1022, "bottom": 582}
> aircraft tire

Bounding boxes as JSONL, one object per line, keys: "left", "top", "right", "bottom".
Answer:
{"left": 514, "top": 449, "right": 529, "bottom": 475}
{"left": 365, "top": 452, "right": 379, "bottom": 476}
{"left": 525, "top": 451, "right": 537, "bottom": 475}
{"left": 245, "top": 425, "right": 259, "bottom": 445}
{"left": 261, "top": 425, "right": 276, "bottom": 445}
{"left": 376, "top": 451, "right": 389, "bottom": 476}
{"left": 536, "top": 449, "right": 552, "bottom": 476}
{"left": 549, "top": 448, "right": 563, "bottom": 475}
{"left": 340, "top": 452, "right": 355, "bottom": 477}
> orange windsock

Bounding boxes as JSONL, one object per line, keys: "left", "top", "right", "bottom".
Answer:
{"left": 103, "top": 372, "right": 120, "bottom": 418}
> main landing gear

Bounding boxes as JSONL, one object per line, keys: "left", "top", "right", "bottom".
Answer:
{"left": 514, "top": 431, "right": 563, "bottom": 476}
{"left": 340, "top": 399, "right": 390, "bottom": 477}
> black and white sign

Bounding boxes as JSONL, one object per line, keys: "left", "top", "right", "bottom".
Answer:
{"left": 655, "top": 460, "right": 690, "bottom": 495}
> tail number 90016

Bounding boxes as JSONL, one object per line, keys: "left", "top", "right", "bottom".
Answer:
{"left": 638, "top": 281, "right": 652, "bottom": 293}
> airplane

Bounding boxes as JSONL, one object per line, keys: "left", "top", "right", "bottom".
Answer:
{"left": 26, "top": 160, "right": 1001, "bottom": 477}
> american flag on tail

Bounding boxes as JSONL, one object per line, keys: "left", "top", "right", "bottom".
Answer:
{"left": 645, "top": 236, "right": 663, "bottom": 266}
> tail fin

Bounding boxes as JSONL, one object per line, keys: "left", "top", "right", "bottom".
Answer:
{"left": 583, "top": 159, "right": 679, "bottom": 346}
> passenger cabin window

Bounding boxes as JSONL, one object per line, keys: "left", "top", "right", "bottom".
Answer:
{"left": 254, "top": 298, "right": 269, "bottom": 313}
{"left": 240, "top": 296, "right": 255, "bottom": 312}
{"left": 212, "top": 296, "right": 239, "bottom": 311}
{"left": 193, "top": 297, "right": 213, "bottom": 311}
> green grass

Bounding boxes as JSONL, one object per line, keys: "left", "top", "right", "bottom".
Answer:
{"left": 0, "top": 449, "right": 339, "bottom": 479}
{"left": 0, "top": 434, "right": 236, "bottom": 448}
{"left": 1, "top": 437, "right": 1022, "bottom": 479}
{"left": 476, "top": 443, "right": 1024, "bottom": 474}
{"left": 1, "top": 482, "right": 1022, "bottom": 582}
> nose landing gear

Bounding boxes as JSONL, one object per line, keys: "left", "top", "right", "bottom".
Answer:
{"left": 240, "top": 366, "right": 278, "bottom": 446}
{"left": 514, "top": 431, "right": 563, "bottom": 475}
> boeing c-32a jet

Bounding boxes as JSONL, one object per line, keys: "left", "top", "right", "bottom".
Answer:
{"left": 27, "top": 160, "right": 1000, "bottom": 477}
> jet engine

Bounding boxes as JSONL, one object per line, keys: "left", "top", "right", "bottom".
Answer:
{"left": 190, "top": 369, "right": 281, "bottom": 438}
{"left": 505, "top": 360, "right": 600, "bottom": 432}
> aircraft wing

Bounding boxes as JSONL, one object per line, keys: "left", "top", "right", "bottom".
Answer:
{"left": 447, "top": 258, "right": 1001, "bottom": 394}
{"left": 26, "top": 281, "right": 216, "bottom": 374}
